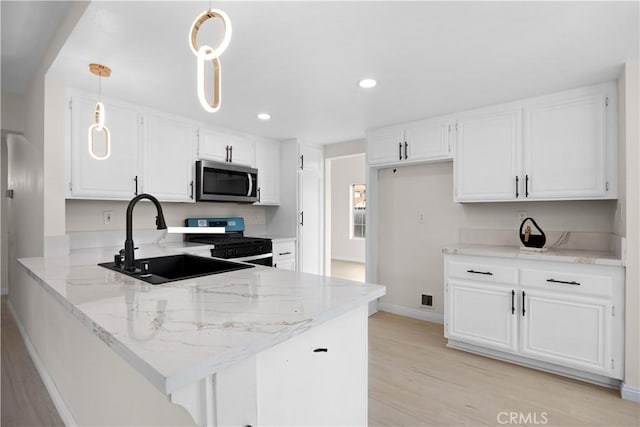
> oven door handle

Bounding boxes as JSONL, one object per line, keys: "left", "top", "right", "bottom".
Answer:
{"left": 225, "top": 253, "right": 272, "bottom": 263}
{"left": 247, "top": 173, "right": 253, "bottom": 197}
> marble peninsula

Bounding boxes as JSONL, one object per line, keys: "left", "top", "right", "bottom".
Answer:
{"left": 10, "top": 243, "right": 385, "bottom": 426}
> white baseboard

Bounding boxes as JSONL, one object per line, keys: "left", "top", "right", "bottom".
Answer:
{"left": 621, "top": 383, "right": 640, "bottom": 402}
{"left": 7, "top": 301, "right": 78, "bottom": 426}
{"left": 377, "top": 302, "right": 444, "bottom": 324}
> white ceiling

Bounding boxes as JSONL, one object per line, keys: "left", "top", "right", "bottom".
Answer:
{"left": 45, "top": 1, "right": 639, "bottom": 144}
{"left": 1, "top": 1, "right": 71, "bottom": 93}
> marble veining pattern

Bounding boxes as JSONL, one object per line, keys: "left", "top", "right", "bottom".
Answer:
{"left": 442, "top": 245, "right": 623, "bottom": 266}
{"left": 18, "top": 243, "right": 385, "bottom": 394}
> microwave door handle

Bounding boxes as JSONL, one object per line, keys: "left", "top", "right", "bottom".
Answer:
{"left": 247, "top": 173, "right": 253, "bottom": 196}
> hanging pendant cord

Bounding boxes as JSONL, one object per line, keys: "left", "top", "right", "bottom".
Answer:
{"left": 209, "top": 0, "right": 212, "bottom": 11}
{"left": 98, "top": 74, "right": 102, "bottom": 102}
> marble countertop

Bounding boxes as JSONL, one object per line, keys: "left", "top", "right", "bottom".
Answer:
{"left": 18, "top": 243, "right": 385, "bottom": 395}
{"left": 442, "top": 244, "right": 624, "bottom": 267}
{"left": 246, "top": 234, "right": 296, "bottom": 243}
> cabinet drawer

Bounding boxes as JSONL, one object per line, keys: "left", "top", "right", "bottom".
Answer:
{"left": 447, "top": 260, "right": 517, "bottom": 284}
{"left": 521, "top": 268, "right": 613, "bottom": 297}
{"left": 272, "top": 241, "right": 295, "bottom": 259}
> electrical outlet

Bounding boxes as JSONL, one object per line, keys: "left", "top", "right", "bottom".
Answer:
{"left": 417, "top": 212, "right": 425, "bottom": 223}
{"left": 103, "top": 210, "right": 113, "bottom": 225}
{"left": 517, "top": 211, "right": 528, "bottom": 224}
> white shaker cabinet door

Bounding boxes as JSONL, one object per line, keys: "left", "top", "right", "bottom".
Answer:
{"left": 367, "top": 125, "right": 405, "bottom": 165}
{"left": 404, "top": 116, "right": 452, "bottom": 162}
{"left": 446, "top": 279, "right": 519, "bottom": 354}
{"left": 523, "top": 94, "right": 607, "bottom": 199}
{"left": 227, "top": 135, "right": 256, "bottom": 167}
{"left": 198, "top": 128, "right": 230, "bottom": 163}
{"left": 519, "top": 289, "right": 615, "bottom": 377}
{"left": 69, "top": 96, "right": 141, "bottom": 199}
{"left": 454, "top": 108, "right": 522, "bottom": 202}
{"left": 142, "top": 114, "right": 197, "bottom": 202}
{"left": 255, "top": 139, "right": 280, "bottom": 205}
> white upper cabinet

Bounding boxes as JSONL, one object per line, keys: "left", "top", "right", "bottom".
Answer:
{"left": 142, "top": 114, "right": 197, "bottom": 202}
{"left": 367, "top": 125, "right": 405, "bottom": 165}
{"left": 367, "top": 116, "right": 452, "bottom": 166}
{"left": 69, "top": 95, "right": 141, "bottom": 200}
{"left": 454, "top": 82, "right": 617, "bottom": 203}
{"left": 523, "top": 90, "right": 608, "bottom": 199}
{"left": 404, "top": 115, "right": 453, "bottom": 161}
{"left": 454, "top": 108, "right": 522, "bottom": 202}
{"left": 255, "top": 139, "right": 281, "bottom": 205}
{"left": 198, "top": 128, "right": 256, "bottom": 167}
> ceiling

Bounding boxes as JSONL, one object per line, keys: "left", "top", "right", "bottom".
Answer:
{"left": 40, "top": 2, "right": 640, "bottom": 144}
{"left": 1, "top": 1, "right": 71, "bottom": 93}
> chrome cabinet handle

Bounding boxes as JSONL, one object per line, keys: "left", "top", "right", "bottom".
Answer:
{"left": 225, "top": 145, "right": 229, "bottom": 162}
{"left": 278, "top": 251, "right": 292, "bottom": 256}
{"left": 404, "top": 141, "right": 408, "bottom": 159}
{"left": 190, "top": 180, "right": 194, "bottom": 199}
{"left": 229, "top": 145, "right": 233, "bottom": 162}
{"left": 134, "top": 176, "right": 138, "bottom": 195}
{"left": 398, "top": 142, "right": 402, "bottom": 161}
{"left": 515, "top": 176, "right": 519, "bottom": 198}
{"left": 525, "top": 174, "right": 529, "bottom": 197}
{"left": 522, "top": 291, "right": 526, "bottom": 316}
{"left": 511, "top": 290, "right": 515, "bottom": 315}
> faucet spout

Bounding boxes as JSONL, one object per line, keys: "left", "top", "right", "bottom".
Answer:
{"left": 123, "top": 193, "right": 167, "bottom": 271}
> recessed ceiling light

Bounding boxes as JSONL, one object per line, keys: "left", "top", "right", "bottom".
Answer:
{"left": 358, "top": 78, "right": 377, "bottom": 89}
{"left": 257, "top": 113, "right": 271, "bottom": 120}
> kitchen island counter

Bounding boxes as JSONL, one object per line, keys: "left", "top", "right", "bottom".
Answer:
{"left": 12, "top": 243, "right": 385, "bottom": 426}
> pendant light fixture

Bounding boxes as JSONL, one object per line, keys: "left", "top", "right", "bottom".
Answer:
{"left": 87, "top": 63, "right": 111, "bottom": 160}
{"left": 189, "top": 3, "right": 232, "bottom": 112}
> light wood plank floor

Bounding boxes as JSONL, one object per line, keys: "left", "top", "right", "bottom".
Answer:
{"left": 331, "top": 259, "right": 366, "bottom": 282}
{"left": 369, "top": 311, "right": 640, "bottom": 426}
{"left": 1, "top": 296, "right": 63, "bottom": 426}
{"left": 2, "top": 296, "right": 638, "bottom": 426}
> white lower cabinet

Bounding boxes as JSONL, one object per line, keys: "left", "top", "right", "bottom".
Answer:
{"left": 520, "top": 289, "right": 612, "bottom": 375}
{"left": 256, "top": 305, "right": 368, "bottom": 425}
{"left": 272, "top": 240, "right": 296, "bottom": 271}
{"left": 444, "top": 254, "right": 624, "bottom": 383}
{"left": 447, "top": 279, "right": 518, "bottom": 353}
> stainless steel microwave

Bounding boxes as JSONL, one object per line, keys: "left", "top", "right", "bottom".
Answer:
{"left": 195, "top": 160, "right": 258, "bottom": 203}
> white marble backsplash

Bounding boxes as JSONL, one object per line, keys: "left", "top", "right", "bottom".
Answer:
{"left": 68, "top": 229, "right": 183, "bottom": 250}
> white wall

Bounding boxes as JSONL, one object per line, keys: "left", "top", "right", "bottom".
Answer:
{"left": 377, "top": 162, "right": 617, "bottom": 319}
{"left": 66, "top": 200, "right": 266, "bottom": 232}
{"left": 1, "top": 92, "right": 26, "bottom": 293}
{"left": 1, "top": 92, "right": 26, "bottom": 132}
{"left": 622, "top": 61, "right": 640, "bottom": 396}
{"left": 43, "top": 74, "right": 68, "bottom": 255}
{"left": 330, "top": 154, "right": 365, "bottom": 263}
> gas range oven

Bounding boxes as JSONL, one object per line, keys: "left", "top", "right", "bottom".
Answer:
{"left": 183, "top": 217, "right": 273, "bottom": 266}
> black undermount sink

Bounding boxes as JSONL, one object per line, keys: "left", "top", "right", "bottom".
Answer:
{"left": 98, "top": 254, "right": 254, "bottom": 285}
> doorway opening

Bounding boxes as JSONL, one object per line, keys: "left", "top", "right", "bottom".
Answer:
{"left": 325, "top": 153, "right": 366, "bottom": 282}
